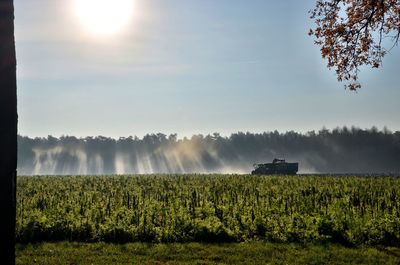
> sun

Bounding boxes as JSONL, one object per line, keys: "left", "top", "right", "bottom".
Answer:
{"left": 74, "top": 0, "right": 134, "bottom": 36}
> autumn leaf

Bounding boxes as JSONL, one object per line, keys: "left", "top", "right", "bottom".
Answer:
{"left": 309, "top": 0, "right": 400, "bottom": 90}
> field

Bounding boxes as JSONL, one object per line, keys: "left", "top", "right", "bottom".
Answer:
{"left": 17, "top": 174, "right": 400, "bottom": 246}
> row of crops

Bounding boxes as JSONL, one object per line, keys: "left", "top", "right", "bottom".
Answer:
{"left": 17, "top": 175, "right": 400, "bottom": 246}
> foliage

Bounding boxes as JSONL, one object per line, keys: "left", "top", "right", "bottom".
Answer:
{"left": 17, "top": 175, "right": 400, "bottom": 246}
{"left": 309, "top": 0, "right": 400, "bottom": 90}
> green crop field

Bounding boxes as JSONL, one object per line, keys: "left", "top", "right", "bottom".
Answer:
{"left": 17, "top": 174, "right": 400, "bottom": 246}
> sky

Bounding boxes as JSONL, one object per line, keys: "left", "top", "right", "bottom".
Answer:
{"left": 15, "top": 0, "right": 400, "bottom": 138}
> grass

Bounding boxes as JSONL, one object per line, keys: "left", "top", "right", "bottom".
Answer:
{"left": 16, "top": 242, "right": 400, "bottom": 265}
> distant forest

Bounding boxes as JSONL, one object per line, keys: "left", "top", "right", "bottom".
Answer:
{"left": 18, "top": 127, "right": 400, "bottom": 175}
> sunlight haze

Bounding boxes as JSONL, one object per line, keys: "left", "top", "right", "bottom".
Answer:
{"left": 74, "top": 0, "right": 135, "bottom": 36}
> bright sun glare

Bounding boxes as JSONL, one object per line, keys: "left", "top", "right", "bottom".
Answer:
{"left": 74, "top": 0, "right": 134, "bottom": 36}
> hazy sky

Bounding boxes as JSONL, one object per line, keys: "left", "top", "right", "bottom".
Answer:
{"left": 15, "top": 0, "right": 400, "bottom": 138}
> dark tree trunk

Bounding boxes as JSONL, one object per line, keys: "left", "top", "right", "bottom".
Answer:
{"left": 0, "top": 0, "right": 17, "bottom": 264}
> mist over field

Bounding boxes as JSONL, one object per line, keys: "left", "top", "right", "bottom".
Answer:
{"left": 17, "top": 127, "right": 400, "bottom": 175}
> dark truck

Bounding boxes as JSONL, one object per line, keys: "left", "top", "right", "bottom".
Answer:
{"left": 251, "top": 158, "right": 298, "bottom": 175}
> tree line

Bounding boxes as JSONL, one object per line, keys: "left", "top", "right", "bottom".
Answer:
{"left": 18, "top": 127, "right": 400, "bottom": 175}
